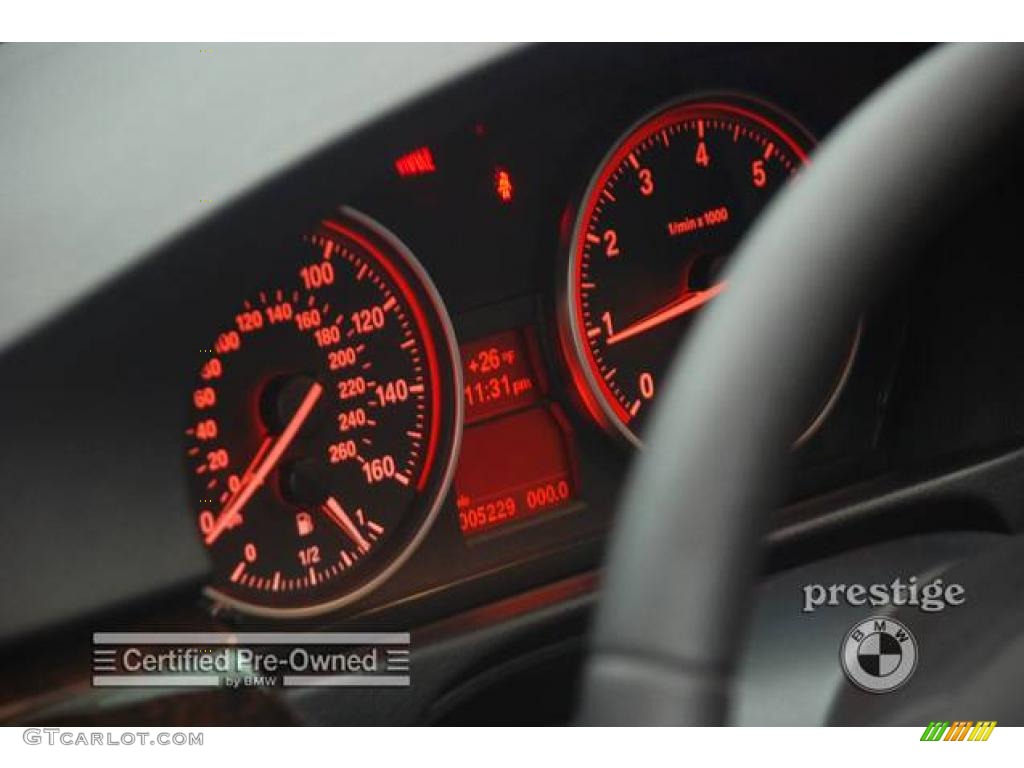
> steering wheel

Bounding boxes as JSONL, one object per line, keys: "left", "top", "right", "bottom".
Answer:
{"left": 578, "top": 43, "right": 1024, "bottom": 725}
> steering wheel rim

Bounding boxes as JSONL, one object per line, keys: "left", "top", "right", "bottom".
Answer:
{"left": 578, "top": 43, "right": 1024, "bottom": 725}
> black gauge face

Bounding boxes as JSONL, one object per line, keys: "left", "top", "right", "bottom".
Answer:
{"left": 563, "top": 97, "right": 857, "bottom": 447}
{"left": 185, "top": 209, "right": 461, "bottom": 617}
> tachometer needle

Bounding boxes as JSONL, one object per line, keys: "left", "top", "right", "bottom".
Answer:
{"left": 605, "top": 281, "right": 727, "bottom": 346}
{"left": 321, "top": 496, "right": 372, "bottom": 553}
{"left": 204, "top": 381, "right": 324, "bottom": 545}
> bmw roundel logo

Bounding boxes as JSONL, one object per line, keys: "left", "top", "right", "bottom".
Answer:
{"left": 840, "top": 616, "right": 918, "bottom": 693}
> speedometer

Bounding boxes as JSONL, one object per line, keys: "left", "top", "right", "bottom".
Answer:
{"left": 561, "top": 96, "right": 859, "bottom": 448}
{"left": 185, "top": 208, "right": 461, "bottom": 617}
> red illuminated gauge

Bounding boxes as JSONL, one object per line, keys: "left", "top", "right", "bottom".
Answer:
{"left": 561, "top": 96, "right": 859, "bottom": 448}
{"left": 186, "top": 209, "right": 462, "bottom": 617}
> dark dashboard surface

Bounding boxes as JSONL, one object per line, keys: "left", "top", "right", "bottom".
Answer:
{"left": 3, "top": 43, "right": 1023, "bottom": 693}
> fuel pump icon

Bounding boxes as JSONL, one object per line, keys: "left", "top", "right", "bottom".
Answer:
{"left": 296, "top": 511, "right": 314, "bottom": 537}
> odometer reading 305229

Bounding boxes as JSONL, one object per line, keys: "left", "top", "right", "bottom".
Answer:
{"left": 563, "top": 96, "right": 859, "bottom": 448}
{"left": 186, "top": 209, "right": 461, "bottom": 617}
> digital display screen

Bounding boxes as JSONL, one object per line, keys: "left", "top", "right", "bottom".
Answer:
{"left": 454, "top": 328, "right": 578, "bottom": 537}
{"left": 460, "top": 328, "right": 542, "bottom": 424}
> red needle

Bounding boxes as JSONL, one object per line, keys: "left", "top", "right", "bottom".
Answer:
{"left": 204, "top": 381, "right": 324, "bottom": 545}
{"left": 219, "top": 435, "right": 272, "bottom": 507}
{"left": 605, "top": 281, "right": 727, "bottom": 346}
{"left": 321, "top": 496, "right": 372, "bottom": 553}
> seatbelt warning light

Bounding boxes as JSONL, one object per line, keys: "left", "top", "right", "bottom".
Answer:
{"left": 494, "top": 168, "right": 514, "bottom": 203}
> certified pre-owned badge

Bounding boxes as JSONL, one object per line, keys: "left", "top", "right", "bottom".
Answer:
{"left": 840, "top": 616, "right": 918, "bottom": 693}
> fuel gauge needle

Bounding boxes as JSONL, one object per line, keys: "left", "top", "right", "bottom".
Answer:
{"left": 204, "top": 381, "right": 323, "bottom": 545}
{"left": 321, "top": 496, "right": 372, "bottom": 553}
{"left": 605, "top": 281, "right": 727, "bottom": 346}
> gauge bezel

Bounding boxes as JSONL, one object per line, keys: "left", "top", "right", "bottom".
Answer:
{"left": 558, "top": 93, "right": 858, "bottom": 449}
{"left": 200, "top": 206, "right": 463, "bottom": 619}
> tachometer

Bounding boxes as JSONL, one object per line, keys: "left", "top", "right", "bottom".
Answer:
{"left": 561, "top": 96, "right": 858, "bottom": 447}
{"left": 186, "top": 209, "right": 461, "bottom": 617}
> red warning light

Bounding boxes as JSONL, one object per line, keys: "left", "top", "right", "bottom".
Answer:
{"left": 395, "top": 146, "right": 436, "bottom": 177}
{"left": 494, "top": 167, "right": 514, "bottom": 203}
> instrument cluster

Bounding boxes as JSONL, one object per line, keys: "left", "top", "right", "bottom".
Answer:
{"left": 188, "top": 83, "right": 890, "bottom": 618}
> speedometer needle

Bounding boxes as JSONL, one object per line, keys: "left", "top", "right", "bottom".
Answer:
{"left": 605, "top": 281, "right": 727, "bottom": 346}
{"left": 204, "top": 381, "right": 324, "bottom": 546}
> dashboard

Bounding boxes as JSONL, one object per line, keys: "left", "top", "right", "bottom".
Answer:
{"left": 4, "top": 42, "right": 1024, "bottom": 724}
